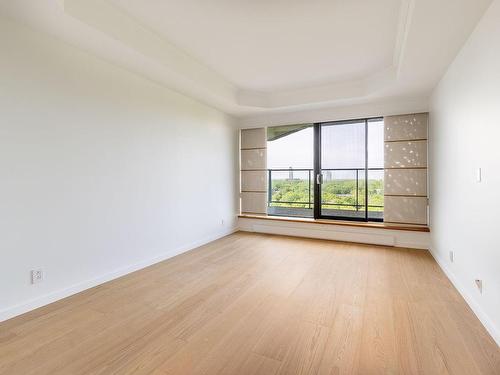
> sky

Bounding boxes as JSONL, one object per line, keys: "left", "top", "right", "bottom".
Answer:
{"left": 267, "top": 120, "right": 384, "bottom": 171}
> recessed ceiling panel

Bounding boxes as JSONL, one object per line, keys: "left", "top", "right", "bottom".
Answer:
{"left": 110, "top": 0, "right": 402, "bottom": 91}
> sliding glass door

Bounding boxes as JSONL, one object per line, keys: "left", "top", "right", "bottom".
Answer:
{"left": 313, "top": 118, "right": 383, "bottom": 222}
{"left": 266, "top": 117, "right": 383, "bottom": 222}
{"left": 316, "top": 120, "right": 367, "bottom": 220}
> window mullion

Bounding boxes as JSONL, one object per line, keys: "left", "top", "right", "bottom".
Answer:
{"left": 365, "top": 119, "right": 368, "bottom": 221}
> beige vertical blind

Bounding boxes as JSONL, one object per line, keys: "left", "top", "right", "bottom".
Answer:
{"left": 384, "top": 113, "right": 429, "bottom": 225}
{"left": 240, "top": 128, "right": 267, "bottom": 214}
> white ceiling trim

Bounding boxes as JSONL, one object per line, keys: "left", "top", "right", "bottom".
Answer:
{"left": 393, "top": 0, "right": 415, "bottom": 76}
{"left": 62, "top": 0, "right": 410, "bottom": 112}
{"left": 63, "top": 0, "right": 239, "bottom": 110}
{"left": 236, "top": 66, "right": 399, "bottom": 109}
{"left": 1, "top": 0, "right": 492, "bottom": 116}
{"left": 237, "top": 95, "right": 430, "bottom": 129}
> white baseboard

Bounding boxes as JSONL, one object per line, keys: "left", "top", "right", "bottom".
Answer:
{"left": 251, "top": 223, "right": 396, "bottom": 246}
{"left": 238, "top": 217, "right": 430, "bottom": 249}
{"left": 0, "top": 227, "right": 238, "bottom": 323}
{"left": 429, "top": 250, "right": 500, "bottom": 347}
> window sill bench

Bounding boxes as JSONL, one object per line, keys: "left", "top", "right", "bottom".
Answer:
{"left": 238, "top": 214, "right": 430, "bottom": 233}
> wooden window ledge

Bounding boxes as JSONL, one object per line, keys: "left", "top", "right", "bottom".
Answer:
{"left": 238, "top": 214, "right": 430, "bottom": 232}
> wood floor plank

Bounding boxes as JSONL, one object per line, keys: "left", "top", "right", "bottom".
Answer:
{"left": 358, "top": 248, "right": 398, "bottom": 374}
{"left": 317, "top": 303, "right": 364, "bottom": 375}
{"left": 275, "top": 321, "right": 329, "bottom": 375}
{"left": 225, "top": 353, "right": 281, "bottom": 375}
{"left": 0, "top": 232, "right": 498, "bottom": 375}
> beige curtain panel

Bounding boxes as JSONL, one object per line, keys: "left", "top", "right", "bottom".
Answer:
{"left": 384, "top": 113, "right": 428, "bottom": 225}
{"left": 240, "top": 128, "right": 267, "bottom": 214}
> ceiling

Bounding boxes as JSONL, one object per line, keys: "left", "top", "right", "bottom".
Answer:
{"left": 0, "top": 0, "right": 493, "bottom": 116}
{"left": 109, "top": 0, "right": 401, "bottom": 92}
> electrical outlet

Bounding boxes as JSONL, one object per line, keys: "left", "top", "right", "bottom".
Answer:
{"left": 476, "top": 168, "right": 482, "bottom": 183}
{"left": 449, "top": 251, "right": 454, "bottom": 263}
{"left": 31, "top": 269, "right": 43, "bottom": 284}
{"left": 221, "top": 218, "right": 224, "bottom": 226}
{"left": 475, "top": 279, "right": 483, "bottom": 294}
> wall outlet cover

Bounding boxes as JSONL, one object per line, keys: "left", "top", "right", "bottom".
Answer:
{"left": 31, "top": 269, "right": 43, "bottom": 284}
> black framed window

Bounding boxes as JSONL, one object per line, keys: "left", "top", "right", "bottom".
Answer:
{"left": 267, "top": 117, "right": 384, "bottom": 222}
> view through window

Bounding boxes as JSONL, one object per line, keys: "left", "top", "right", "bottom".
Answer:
{"left": 267, "top": 125, "right": 314, "bottom": 217}
{"left": 267, "top": 118, "right": 384, "bottom": 221}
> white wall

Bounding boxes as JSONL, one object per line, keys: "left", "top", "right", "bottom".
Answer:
{"left": 0, "top": 17, "right": 238, "bottom": 321}
{"left": 429, "top": 0, "right": 500, "bottom": 345}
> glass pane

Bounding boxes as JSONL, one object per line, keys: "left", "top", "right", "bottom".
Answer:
{"left": 321, "top": 121, "right": 365, "bottom": 169}
{"left": 321, "top": 170, "right": 365, "bottom": 219}
{"left": 267, "top": 126, "right": 313, "bottom": 169}
{"left": 267, "top": 125, "right": 313, "bottom": 217}
{"left": 320, "top": 121, "right": 366, "bottom": 219}
{"left": 368, "top": 119, "right": 384, "bottom": 168}
{"left": 268, "top": 170, "right": 313, "bottom": 217}
{"left": 368, "top": 169, "right": 384, "bottom": 220}
{"left": 368, "top": 119, "right": 384, "bottom": 220}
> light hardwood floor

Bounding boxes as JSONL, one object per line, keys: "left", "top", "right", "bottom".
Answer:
{"left": 0, "top": 232, "right": 499, "bottom": 374}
